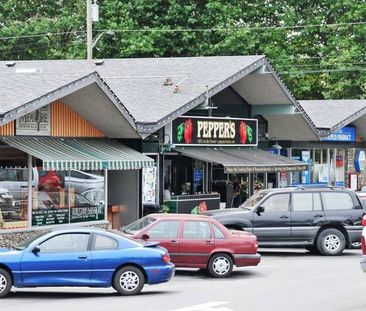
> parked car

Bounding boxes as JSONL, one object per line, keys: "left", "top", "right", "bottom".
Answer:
{"left": 205, "top": 186, "right": 365, "bottom": 256}
{"left": 0, "top": 228, "right": 174, "bottom": 298}
{"left": 121, "top": 214, "right": 261, "bottom": 278}
{"left": 81, "top": 188, "right": 105, "bottom": 207}
{"left": 360, "top": 216, "right": 366, "bottom": 273}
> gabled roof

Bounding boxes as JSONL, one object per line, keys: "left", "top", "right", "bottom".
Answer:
{"left": 0, "top": 56, "right": 317, "bottom": 137}
{"left": 299, "top": 100, "right": 366, "bottom": 135}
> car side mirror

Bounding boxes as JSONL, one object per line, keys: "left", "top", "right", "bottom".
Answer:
{"left": 256, "top": 205, "right": 264, "bottom": 215}
{"left": 32, "top": 246, "right": 40, "bottom": 254}
{"left": 141, "top": 233, "right": 150, "bottom": 241}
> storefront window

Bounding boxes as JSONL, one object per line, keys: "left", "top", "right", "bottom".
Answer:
{"left": 0, "top": 168, "right": 29, "bottom": 230}
{"left": 32, "top": 169, "right": 105, "bottom": 227}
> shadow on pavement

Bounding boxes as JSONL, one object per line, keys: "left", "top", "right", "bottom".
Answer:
{"left": 174, "top": 268, "right": 259, "bottom": 279}
{"left": 258, "top": 248, "right": 359, "bottom": 257}
{"left": 7, "top": 289, "right": 174, "bottom": 300}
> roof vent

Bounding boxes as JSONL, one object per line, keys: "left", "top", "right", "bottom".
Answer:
{"left": 173, "top": 85, "right": 181, "bottom": 93}
{"left": 15, "top": 68, "right": 40, "bottom": 74}
{"left": 5, "top": 61, "right": 15, "bottom": 67}
{"left": 94, "top": 59, "right": 104, "bottom": 66}
{"left": 163, "top": 77, "right": 173, "bottom": 86}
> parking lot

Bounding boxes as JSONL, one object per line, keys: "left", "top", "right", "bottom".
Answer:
{"left": 2, "top": 248, "right": 365, "bottom": 311}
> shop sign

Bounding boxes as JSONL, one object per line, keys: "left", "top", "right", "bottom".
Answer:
{"left": 32, "top": 206, "right": 104, "bottom": 226}
{"left": 321, "top": 126, "right": 356, "bottom": 142}
{"left": 16, "top": 106, "right": 50, "bottom": 136}
{"left": 172, "top": 116, "right": 258, "bottom": 146}
{"left": 354, "top": 150, "right": 366, "bottom": 172}
{"left": 142, "top": 167, "right": 157, "bottom": 204}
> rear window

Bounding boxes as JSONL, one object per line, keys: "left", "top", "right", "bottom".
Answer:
{"left": 122, "top": 216, "right": 156, "bottom": 234}
{"left": 322, "top": 192, "right": 353, "bottom": 210}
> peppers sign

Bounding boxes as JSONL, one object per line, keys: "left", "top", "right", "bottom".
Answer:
{"left": 172, "top": 116, "right": 258, "bottom": 146}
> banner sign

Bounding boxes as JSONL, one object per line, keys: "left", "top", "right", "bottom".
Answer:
{"left": 354, "top": 150, "right": 366, "bottom": 172}
{"left": 172, "top": 116, "right": 258, "bottom": 146}
{"left": 321, "top": 126, "right": 356, "bottom": 142}
{"left": 16, "top": 105, "right": 51, "bottom": 136}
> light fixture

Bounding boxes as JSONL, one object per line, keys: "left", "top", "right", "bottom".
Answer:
{"left": 269, "top": 136, "right": 282, "bottom": 150}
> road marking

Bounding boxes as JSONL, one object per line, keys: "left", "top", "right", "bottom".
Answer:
{"left": 169, "top": 301, "right": 232, "bottom": 311}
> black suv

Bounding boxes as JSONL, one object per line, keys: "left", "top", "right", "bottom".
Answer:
{"left": 206, "top": 186, "right": 364, "bottom": 255}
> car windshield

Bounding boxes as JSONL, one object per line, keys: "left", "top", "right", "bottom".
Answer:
{"left": 122, "top": 216, "right": 156, "bottom": 234}
{"left": 13, "top": 231, "right": 50, "bottom": 250}
{"left": 240, "top": 190, "right": 269, "bottom": 210}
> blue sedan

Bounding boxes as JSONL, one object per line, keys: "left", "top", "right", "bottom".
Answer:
{"left": 0, "top": 228, "right": 174, "bottom": 297}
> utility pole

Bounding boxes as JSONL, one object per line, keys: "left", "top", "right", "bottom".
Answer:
{"left": 86, "top": 0, "right": 93, "bottom": 60}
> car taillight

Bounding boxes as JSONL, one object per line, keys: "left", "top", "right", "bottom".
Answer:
{"left": 362, "top": 236, "right": 366, "bottom": 255}
{"left": 362, "top": 216, "right": 366, "bottom": 227}
{"left": 162, "top": 253, "right": 170, "bottom": 264}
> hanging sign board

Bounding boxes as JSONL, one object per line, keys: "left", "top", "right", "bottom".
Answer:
{"left": 16, "top": 106, "right": 51, "bottom": 136}
{"left": 321, "top": 126, "right": 356, "bottom": 142}
{"left": 171, "top": 116, "right": 258, "bottom": 147}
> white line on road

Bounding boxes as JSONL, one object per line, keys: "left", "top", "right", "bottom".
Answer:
{"left": 168, "top": 301, "right": 232, "bottom": 311}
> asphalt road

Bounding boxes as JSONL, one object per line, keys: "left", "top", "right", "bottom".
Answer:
{"left": 2, "top": 248, "right": 365, "bottom": 311}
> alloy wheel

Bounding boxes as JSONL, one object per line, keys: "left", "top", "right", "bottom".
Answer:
{"left": 0, "top": 274, "right": 7, "bottom": 294}
{"left": 324, "top": 234, "right": 341, "bottom": 252}
{"left": 212, "top": 256, "right": 231, "bottom": 275}
{"left": 119, "top": 271, "right": 140, "bottom": 292}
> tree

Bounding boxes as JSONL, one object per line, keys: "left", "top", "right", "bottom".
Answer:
{"left": 1, "top": 0, "right": 365, "bottom": 99}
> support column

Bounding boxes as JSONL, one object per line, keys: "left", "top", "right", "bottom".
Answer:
{"left": 333, "top": 148, "right": 337, "bottom": 185}
{"left": 327, "top": 148, "right": 331, "bottom": 186}
{"left": 27, "top": 154, "right": 32, "bottom": 228}
{"left": 104, "top": 169, "right": 108, "bottom": 222}
{"left": 287, "top": 148, "right": 292, "bottom": 186}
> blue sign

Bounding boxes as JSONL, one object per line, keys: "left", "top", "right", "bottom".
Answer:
{"left": 321, "top": 126, "right": 356, "bottom": 142}
{"left": 354, "top": 150, "right": 366, "bottom": 172}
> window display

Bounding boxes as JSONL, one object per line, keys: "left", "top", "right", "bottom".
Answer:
{"left": 0, "top": 168, "right": 105, "bottom": 229}
{"left": 31, "top": 169, "right": 105, "bottom": 226}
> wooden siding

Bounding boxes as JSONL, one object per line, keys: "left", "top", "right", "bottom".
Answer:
{"left": 51, "top": 100, "right": 104, "bottom": 137}
{"left": 0, "top": 121, "right": 14, "bottom": 136}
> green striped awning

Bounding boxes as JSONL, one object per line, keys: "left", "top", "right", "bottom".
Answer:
{"left": 2, "top": 137, "right": 155, "bottom": 171}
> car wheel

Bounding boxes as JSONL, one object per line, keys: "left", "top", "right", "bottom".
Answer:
{"left": 0, "top": 268, "right": 12, "bottom": 298}
{"left": 350, "top": 241, "right": 361, "bottom": 249}
{"left": 113, "top": 266, "right": 145, "bottom": 296}
{"left": 316, "top": 228, "right": 346, "bottom": 256}
{"left": 207, "top": 253, "right": 233, "bottom": 278}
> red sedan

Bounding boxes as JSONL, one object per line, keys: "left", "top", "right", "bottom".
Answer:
{"left": 121, "top": 214, "right": 261, "bottom": 278}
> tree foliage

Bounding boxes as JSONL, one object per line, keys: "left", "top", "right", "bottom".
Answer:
{"left": 1, "top": 0, "right": 365, "bottom": 99}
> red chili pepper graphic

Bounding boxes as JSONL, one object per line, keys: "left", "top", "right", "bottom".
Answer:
{"left": 184, "top": 119, "right": 193, "bottom": 144}
{"left": 239, "top": 121, "right": 247, "bottom": 144}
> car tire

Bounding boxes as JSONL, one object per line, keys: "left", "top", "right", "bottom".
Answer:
{"left": 207, "top": 253, "right": 233, "bottom": 278}
{"left": 305, "top": 246, "right": 319, "bottom": 254}
{"left": 350, "top": 241, "right": 361, "bottom": 249}
{"left": 316, "top": 228, "right": 346, "bottom": 256}
{"left": 113, "top": 266, "right": 145, "bottom": 296}
{"left": 0, "top": 268, "right": 12, "bottom": 298}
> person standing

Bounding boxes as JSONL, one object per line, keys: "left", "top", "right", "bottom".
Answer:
{"left": 163, "top": 183, "right": 172, "bottom": 201}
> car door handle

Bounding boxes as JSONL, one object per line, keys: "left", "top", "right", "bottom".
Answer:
{"left": 170, "top": 240, "right": 180, "bottom": 244}
{"left": 280, "top": 215, "right": 289, "bottom": 219}
{"left": 206, "top": 240, "right": 214, "bottom": 244}
{"left": 78, "top": 256, "right": 87, "bottom": 259}
{"left": 314, "top": 214, "right": 323, "bottom": 218}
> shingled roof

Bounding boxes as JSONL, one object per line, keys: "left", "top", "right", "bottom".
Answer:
{"left": 299, "top": 100, "right": 366, "bottom": 134}
{"left": 0, "top": 56, "right": 316, "bottom": 137}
